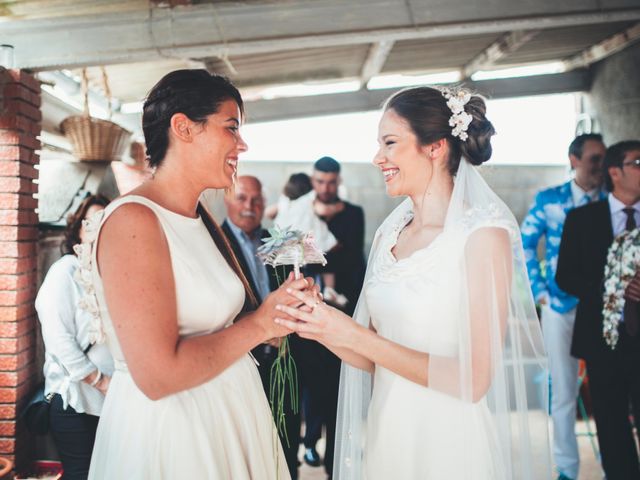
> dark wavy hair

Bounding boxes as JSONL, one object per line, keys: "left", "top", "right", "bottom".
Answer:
{"left": 283, "top": 173, "right": 312, "bottom": 200}
{"left": 568, "top": 133, "right": 603, "bottom": 159}
{"left": 143, "top": 69, "right": 257, "bottom": 309}
{"left": 603, "top": 140, "right": 640, "bottom": 192}
{"left": 62, "top": 194, "right": 110, "bottom": 255}
{"left": 384, "top": 86, "right": 496, "bottom": 175}
{"left": 142, "top": 69, "right": 244, "bottom": 169}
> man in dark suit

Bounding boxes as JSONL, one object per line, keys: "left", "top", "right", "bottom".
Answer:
{"left": 556, "top": 140, "right": 640, "bottom": 480}
{"left": 299, "top": 156, "right": 366, "bottom": 476}
{"left": 222, "top": 175, "right": 301, "bottom": 480}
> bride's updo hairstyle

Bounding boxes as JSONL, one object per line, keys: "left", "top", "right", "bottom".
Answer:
{"left": 384, "top": 86, "right": 496, "bottom": 176}
{"left": 142, "top": 69, "right": 243, "bottom": 168}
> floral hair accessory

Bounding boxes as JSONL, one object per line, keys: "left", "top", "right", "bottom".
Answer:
{"left": 440, "top": 87, "right": 473, "bottom": 141}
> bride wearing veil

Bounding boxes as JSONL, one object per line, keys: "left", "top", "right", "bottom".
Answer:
{"left": 276, "top": 86, "right": 551, "bottom": 478}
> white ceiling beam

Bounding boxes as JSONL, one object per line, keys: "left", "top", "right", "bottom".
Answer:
{"left": 360, "top": 41, "right": 395, "bottom": 89}
{"left": 462, "top": 30, "right": 540, "bottom": 79}
{"left": 41, "top": 70, "right": 590, "bottom": 135}
{"left": 564, "top": 22, "right": 640, "bottom": 70}
{"left": 4, "top": 5, "right": 640, "bottom": 71}
{"left": 243, "top": 70, "right": 591, "bottom": 123}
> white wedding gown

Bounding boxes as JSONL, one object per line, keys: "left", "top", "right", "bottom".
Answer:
{"left": 362, "top": 212, "right": 499, "bottom": 479}
{"left": 334, "top": 160, "right": 550, "bottom": 480}
{"left": 88, "top": 196, "right": 289, "bottom": 479}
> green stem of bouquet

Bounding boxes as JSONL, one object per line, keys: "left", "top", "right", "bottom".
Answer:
{"left": 270, "top": 265, "right": 300, "bottom": 448}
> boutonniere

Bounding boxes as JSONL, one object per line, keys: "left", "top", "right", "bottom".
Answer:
{"left": 603, "top": 228, "right": 640, "bottom": 349}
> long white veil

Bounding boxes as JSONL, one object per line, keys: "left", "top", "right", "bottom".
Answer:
{"left": 333, "top": 158, "right": 551, "bottom": 479}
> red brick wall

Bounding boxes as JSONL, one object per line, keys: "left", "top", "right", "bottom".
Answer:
{"left": 0, "top": 68, "right": 41, "bottom": 472}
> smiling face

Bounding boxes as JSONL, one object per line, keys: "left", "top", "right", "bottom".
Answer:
{"left": 610, "top": 148, "right": 640, "bottom": 203}
{"left": 224, "top": 176, "right": 265, "bottom": 234}
{"left": 190, "top": 99, "right": 248, "bottom": 189}
{"left": 373, "top": 108, "right": 432, "bottom": 198}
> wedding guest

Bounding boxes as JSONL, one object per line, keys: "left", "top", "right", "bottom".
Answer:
{"left": 36, "top": 194, "right": 114, "bottom": 480}
{"left": 278, "top": 86, "right": 550, "bottom": 479}
{"left": 265, "top": 172, "right": 312, "bottom": 220}
{"left": 85, "top": 69, "right": 315, "bottom": 479}
{"left": 222, "top": 175, "right": 301, "bottom": 479}
{"left": 521, "top": 134, "right": 606, "bottom": 480}
{"left": 298, "top": 156, "right": 366, "bottom": 474}
{"left": 557, "top": 140, "right": 640, "bottom": 480}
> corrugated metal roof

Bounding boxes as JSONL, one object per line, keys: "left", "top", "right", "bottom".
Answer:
{"left": 496, "top": 21, "right": 635, "bottom": 65}
{"left": 384, "top": 33, "right": 504, "bottom": 72}
{"left": 203, "top": 44, "right": 370, "bottom": 87}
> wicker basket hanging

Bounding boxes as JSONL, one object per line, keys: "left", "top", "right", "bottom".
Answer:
{"left": 60, "top": 68, "right": 131, "bottom": 162}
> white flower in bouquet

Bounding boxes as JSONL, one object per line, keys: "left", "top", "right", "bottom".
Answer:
{"left": 256, "top": 226, "right": 327, "bottom": 448}
{"left": 603, "top": 228, "right": 640, "bottom": 349}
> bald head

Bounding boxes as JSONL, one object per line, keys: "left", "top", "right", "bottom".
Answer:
{"left": 224, "top": 175, "right": 265, "bottom": 234}
{"left": 237, "top": 175, "right": 262, "bottom": 192}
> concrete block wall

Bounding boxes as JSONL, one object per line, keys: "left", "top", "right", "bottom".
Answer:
{"left": 213, "top": 161, "right": 569, "bottom": 252}
{"left": 589, "top": 41, "right": 640, "bottom": 145}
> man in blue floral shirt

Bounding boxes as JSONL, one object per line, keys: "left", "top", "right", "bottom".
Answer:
{"left": 521, "top": 133, "right": 606, "bottom": 480}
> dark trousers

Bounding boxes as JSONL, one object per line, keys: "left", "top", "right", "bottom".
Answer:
{"left": 586, "top": 333, "right": 640, "bottom": 480}
{"left": 49, "top": 394, "right": 99, "bottom": 480}
{"left": 299, "top": 339, "right": 340, "bottom": 476}
{"left": 253, "top": 344, "right": 301, "bottom": 480}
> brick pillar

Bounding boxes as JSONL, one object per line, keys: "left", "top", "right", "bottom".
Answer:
{"left": 0, "top": 68, "right": 41, "bottom": 472}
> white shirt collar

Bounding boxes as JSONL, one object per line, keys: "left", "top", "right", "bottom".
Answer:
{"left": 570, "top": 180, "right": 599, "bottom": 206}
{"left": 608, "top": 192, "right": 640, "bottom": 213}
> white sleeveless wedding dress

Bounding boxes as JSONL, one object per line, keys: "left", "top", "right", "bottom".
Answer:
{"left": 362, "top": 212, "right": 498, "bottom": 479}
{"left": 87, "top": 196, "right": 290, "bottom": 479}
{"left": 334, "top": 160, "right": 550, "bottom": 480}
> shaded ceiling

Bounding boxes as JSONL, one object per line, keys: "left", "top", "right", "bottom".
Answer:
{"left": 1, "top": 0, "right": 639, "bottom": 125}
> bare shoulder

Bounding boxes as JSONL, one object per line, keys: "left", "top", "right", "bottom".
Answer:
{"left": 97, "top": 200, "right": 167, "bottom": 266}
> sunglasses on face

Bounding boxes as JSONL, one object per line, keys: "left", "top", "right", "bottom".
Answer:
{"left": 622, "top": 158, "right": 640, "bottom": 169}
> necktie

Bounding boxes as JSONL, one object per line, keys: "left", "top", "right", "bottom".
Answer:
{"left": 623, "top": 207, "right": 638, "bottom": 336}
{"left": 623, "top": 207, "right": 637, "bottom": 231}
{"left": 579, "top": 194, "right": 591, "bottom": 207}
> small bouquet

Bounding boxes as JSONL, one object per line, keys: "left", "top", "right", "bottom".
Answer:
{"left": 602, "top": 228, "right": 640, "bottom": 349}
{"left": 257, "top": 226, "right": 327, "bottom": 446}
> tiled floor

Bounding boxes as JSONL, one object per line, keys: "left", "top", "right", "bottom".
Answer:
{"left": 298, "top": 419, "right": 606, "bottom": 480}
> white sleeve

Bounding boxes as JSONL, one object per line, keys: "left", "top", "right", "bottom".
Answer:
{"left": 36, "top": 257, "right": 96, "bottom": 382}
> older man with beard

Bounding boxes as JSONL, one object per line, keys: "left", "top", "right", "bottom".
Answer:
{"left": 222, "top": 175, "right": 301, "bottom": 480}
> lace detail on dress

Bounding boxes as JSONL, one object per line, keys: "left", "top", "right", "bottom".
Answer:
{"left": 368, "top": 210, "right": 411, "bottom": 281}
{"left": 72, "top": 209, "right": 106, "bottom": 345}
{"left": 456, "top": 202, "right": 519, "bottom": 240}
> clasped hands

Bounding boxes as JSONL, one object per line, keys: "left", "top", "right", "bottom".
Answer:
{"left": 259, "top": 272, "right": 355, "bottom": 349}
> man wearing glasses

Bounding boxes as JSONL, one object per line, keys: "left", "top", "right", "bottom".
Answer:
{"left": 557, "top": 140, "right": 640, "bottom": 480}
{"left": 521, "top": 133, "right": 607, "bottom": 480}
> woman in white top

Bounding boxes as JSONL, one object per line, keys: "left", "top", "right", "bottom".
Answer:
{"left": 36, "top": 194, "right": 114, "bottom": 480}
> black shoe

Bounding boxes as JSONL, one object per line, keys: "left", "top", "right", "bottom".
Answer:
{"left": 303, "top": 447, "right": 321, "bottom": 467}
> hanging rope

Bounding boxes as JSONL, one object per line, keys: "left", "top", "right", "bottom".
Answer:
{"left": 81, "top": 68, "right": 90, "bottom": 117}
{"left": 101, "top": 66, "right": 113, "bottom": 120}
{"left": 211, "top": 5, "right": 238, "bottom": 75}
